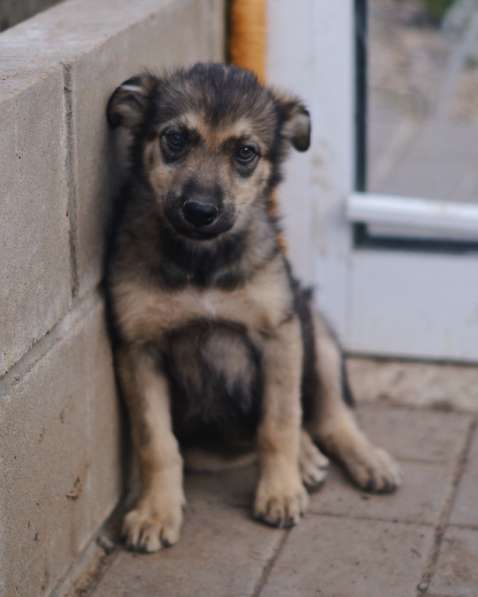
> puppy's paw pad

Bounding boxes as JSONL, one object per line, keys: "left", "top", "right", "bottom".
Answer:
{"left": 254, "top": 481, "right": 309, "bottom": 528}
{"left": 122, "top": 505, "right": 182, "bottom": 553}
{"left": 300, "top": 436, "right": 329, "bottom": 490}
{"left": 347, "top": 446, "right": 402, "bottom": 494}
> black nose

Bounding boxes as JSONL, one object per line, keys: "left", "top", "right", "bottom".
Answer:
{"left": 182, "top": 200, "right": 219, "bottom": 228}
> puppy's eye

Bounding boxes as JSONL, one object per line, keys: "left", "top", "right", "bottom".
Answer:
{"left": 234, "top": 144, "right": 258, "bottom": 165}
{"left": 162, "top": 129, "right": 188, "bottom": 156}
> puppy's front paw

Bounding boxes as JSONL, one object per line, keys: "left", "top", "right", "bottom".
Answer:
{"left": 122, "top": 494, "right": 183, "bottom": 553}
{"left": 344, "top": 444, "right": 402, "bottom": 494}
{"left": 254, "top": 472, "right": 309, "bottom": 528}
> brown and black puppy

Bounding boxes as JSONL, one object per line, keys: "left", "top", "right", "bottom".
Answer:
{"left": 105, "top": 63, "right": 401, "bottom": 553}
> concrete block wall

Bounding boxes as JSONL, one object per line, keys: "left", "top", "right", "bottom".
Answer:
{"left": 0, "top": 0, "right": 62, "bottom": 31}
{"left": 0, "top": 1, "right": 225, "bottom": 595}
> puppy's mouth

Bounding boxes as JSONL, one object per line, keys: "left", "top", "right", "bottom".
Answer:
{"left": 164, "top": 198, "right": 235, "bottom": 240}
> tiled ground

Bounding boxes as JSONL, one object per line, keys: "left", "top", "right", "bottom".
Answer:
{"left": 78, "top": 404, "right": 478, "bottom": 597}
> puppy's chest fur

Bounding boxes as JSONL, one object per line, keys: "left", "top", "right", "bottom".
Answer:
{"left": 113, "top": 254, "right": 292, "bottom": 344}
{"left": 111, "top": 250, "right": 294, "bottom": 445}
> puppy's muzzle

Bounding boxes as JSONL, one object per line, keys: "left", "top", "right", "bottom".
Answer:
{"left": 182, "top": 200, "right": 219, "bottom": 228}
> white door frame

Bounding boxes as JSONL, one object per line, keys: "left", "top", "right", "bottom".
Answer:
{"left": 267, "top": 0, "right": 478, "bottom": 362}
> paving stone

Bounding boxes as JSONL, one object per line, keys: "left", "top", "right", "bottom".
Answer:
{"left": 355, "top": 404, "right": 472, "bottom": 464}
{"left": 429, "top": 527, "right": 478, "bottom": 596}
{"left": 87, "top": 404, "right": 471, "bottom": 597}
{"left": 0, "top": 300, "right": 121, "bottom": 597}
{"left": 260, "top": 517, "right": 434, "bottom": 597}
{"left": 450, "top": 429, "right": 478, "bottom": 528}
{"left": 92, "top": 506, "right": 283, "bottom": 597}
{"left": 310, "top": 460, "right": 453, "bottom": 526}
{"left": 0, "top": 68, "right": 71, "bottom": 376}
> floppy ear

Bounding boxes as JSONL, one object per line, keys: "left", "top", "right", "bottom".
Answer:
{"left": 106, "top": 73, "right": 158, "bottom": 129}
{"left": 274, "top": 92, "right": 311, "bottom": 152}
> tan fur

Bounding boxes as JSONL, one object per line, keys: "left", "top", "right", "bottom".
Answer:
{"left": 117, "top": 347, "right": 185, "bottom": 552}
{"left": 306, "top": 314, "right": 402, "bottom": 492}
{"left": 114, "top": 253, "right": 305, "bottom": 545}
{"left": 254, "top": 315, "right": 307, "bottom": 527}
{"left": 112, "top": 254, "right": 290, "bottom": 344}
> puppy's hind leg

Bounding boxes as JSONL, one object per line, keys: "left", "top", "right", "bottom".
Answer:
{"left": 307, "top": 314, "right": 401, "bottom": 493}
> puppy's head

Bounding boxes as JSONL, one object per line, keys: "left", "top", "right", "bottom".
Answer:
{"left": 107, "top": 63, "right": 310, "bottom": 241}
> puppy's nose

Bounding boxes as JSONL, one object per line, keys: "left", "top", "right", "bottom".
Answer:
{"left": 182, "top": 200, "right": 219, "bottom": 228}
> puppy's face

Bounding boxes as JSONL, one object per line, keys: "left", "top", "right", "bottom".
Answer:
{"left": 107, "top": 64, "right": 311, "bottom": 241}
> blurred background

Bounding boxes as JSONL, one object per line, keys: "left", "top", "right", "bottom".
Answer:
{"left": 369, "top": 0, "right": 478, "bottom": 203}
{"left": 261, "top": 0, "right": 478, "bottom": 364}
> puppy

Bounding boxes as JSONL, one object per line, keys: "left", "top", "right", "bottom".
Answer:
{"left": 104, "top": 63, "right": 401, "bottom": 553}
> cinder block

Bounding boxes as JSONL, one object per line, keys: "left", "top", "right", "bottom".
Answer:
{"left": 449, "top": 429, "right": 478, "bottom": 527}
{"left": 260, "top": 518, "right": 434, "bottom": 597}
{"left": 0, "top": 70, "right": 71, "bottom": 376}
{"left": 77, "top": 302, "right": 122, "bottom": 536}
{"left": 0, "top": 300, "right": 121, "bottom": 597}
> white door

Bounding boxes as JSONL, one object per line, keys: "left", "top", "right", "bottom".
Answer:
{"left": 267, "top": 0, "right": 478, "bottom": 363}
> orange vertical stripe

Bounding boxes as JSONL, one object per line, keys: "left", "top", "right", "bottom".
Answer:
{"left": 228, "top": 0, "right": 286, "bottom": 252}
{"left": 228, "top": 0, "right": 266, "bottom": 83}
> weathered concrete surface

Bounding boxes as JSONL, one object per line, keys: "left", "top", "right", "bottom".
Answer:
{"left": 355, "top": 405, "right": 472, "bottom": 463}
{"left": 449, "top": 428, "right": 478, "bottom": 527}
{"left": 0, "top": 300, "right": 120, "bottom": 597}
{"left": 84, "top": 404, "right": 478, "bottom": 597}
{"left": 92, "top": 508, "right": 283, "bottom": 597}
{"left": 429, "top": 527, "right": 478, "bottom": 596}
{"left": 0, "top": 69, "right": 71, "bottom": 377}
{"left": 348, "top": 356, "right": 478, "bottom": 413}
{"left": 260, "top": 518, "right": 434, "bottom": 597}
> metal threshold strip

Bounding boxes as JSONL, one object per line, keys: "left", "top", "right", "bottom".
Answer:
{"left": 347, "top": 193, "right": 478, "bottom": 242}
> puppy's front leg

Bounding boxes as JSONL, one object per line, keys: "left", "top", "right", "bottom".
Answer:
{"left": 117, "top": 346, "right": 185, "bottom": 553}
{"left": 254, "top": 316, "right": 308, "bottom": 528}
